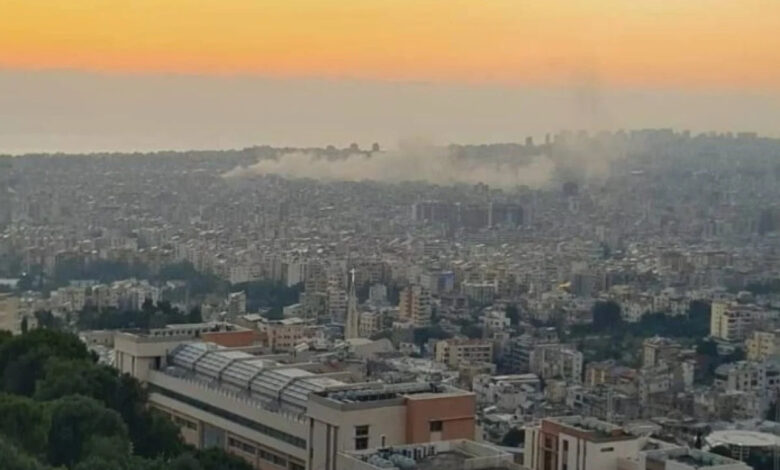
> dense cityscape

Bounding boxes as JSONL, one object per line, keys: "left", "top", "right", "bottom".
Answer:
{"left": 0, "top": 129, "right": 779, "bottom": 469}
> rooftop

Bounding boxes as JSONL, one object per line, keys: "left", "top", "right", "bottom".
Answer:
{"left": 341, "top": 439, "right": 525, "bottom": 470}
{"left": 547, "top": 416, "right": 637, "bottom": 442}
{"left": 163, "top": 341, "right": 348, "bottom": 414}
{"left": 645, "top": 448, "right": 749, "bottom": 470}
{"left": 316, "top": 382, "right": 467, "bottom": 405}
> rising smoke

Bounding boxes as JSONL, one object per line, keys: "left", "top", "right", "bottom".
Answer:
{"left": 222, "top": 139, "right": 558, "bottom": 189}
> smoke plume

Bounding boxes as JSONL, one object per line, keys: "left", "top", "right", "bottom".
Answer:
{"left": 222, "top": 139, "right": 557, "bottom": 189}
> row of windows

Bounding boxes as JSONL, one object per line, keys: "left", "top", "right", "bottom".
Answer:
{"left": 228, "top": 436, "right": 306, "bottom": 470}
{"left": 148, "top": 384, "right": 307, "bottom": 449}
{"left": 174, "top": 415, "right": 198, "bottom": 430}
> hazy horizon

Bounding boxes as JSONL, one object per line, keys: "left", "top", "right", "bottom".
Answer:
{"left": 1, "top": 69, "right": 778, "bottom": 155}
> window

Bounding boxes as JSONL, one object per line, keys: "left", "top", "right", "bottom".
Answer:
{"left": 429, "top": 420, "right": 443, "bottom": 432}
{"left": 601, "top": 447, "right": 614, "bottom": 453}
{"left": 147, "top": 384, "right": 307, "bottom": 449}
{"left": 562, "top": 440, "right": 568, "bottom": 451}
{"left": 355, "top": 425, "right": 369, "bottom": 450}
{"left": 355, "top": 437, "right": 369, "bottom": 450}
{"left": 381, "top": 435, "right": 387, "bottom": 448}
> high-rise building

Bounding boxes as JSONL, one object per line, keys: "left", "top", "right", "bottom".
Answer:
{"left": 345, "top": 269, "right": 360, "bottom": 339}
{"left": 0, "top": 166, "right": 11, "bottom": 228}
{"left": 398, "top": 285, "right": 431, "bottom": 327}
{"left": 710, "top": 301, "right": 769, "bottom": 342}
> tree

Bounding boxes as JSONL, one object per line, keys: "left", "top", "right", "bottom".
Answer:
{"left": 46, "top": 395, "right": 130, "bottom": 467}
{"left": 0, "top": 394, "right": 50, "bottom": 458}
{"left": 461, "top": 324, "right": 484, "bottom": 339}
{"left": 505, "top": 304, "right": 520, "bottom": 326}
{"left": 591, "top": 301, "right": 622, "bottom": 330}
{"left": 500, "top": 428, "right": 525, "bottom": 447}
{"left": 35, "top": 359, "right": 117, "bottom": 402}
{"left": 187, "top": 307, "right": 203, "bottom": 324}
{"left": 413, "top": 326, "right": 451, "bottom": 346}
{"left": 0, "top": 437, "right": 54, "bottom": 470}
{"left": 0, "top": 329, "right": 90, "bottom": 396}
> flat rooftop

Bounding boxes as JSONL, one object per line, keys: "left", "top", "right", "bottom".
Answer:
{"left": 316, "top": 382, "right": 467, "bottom": 404}
{"left": 547, "top": 416, "right": 637, "bottom": 441}
{"left": 343, "top": 439, "right": 522, "bottom": 470}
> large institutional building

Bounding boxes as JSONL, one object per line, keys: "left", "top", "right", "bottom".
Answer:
{"left": 114, "top": 322, "right": 477, "bottom": 470}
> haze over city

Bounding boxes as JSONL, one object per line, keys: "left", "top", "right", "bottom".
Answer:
{"left": 1, "top": 0, "right": 780, "bottom": 153}
{"left": 2, "top": 2, "right": 780, "bottom": 470}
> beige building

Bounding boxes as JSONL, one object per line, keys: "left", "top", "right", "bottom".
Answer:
{"left": 746, "top": 329, "right": 780, "bottom": 361}
{"left": 434, "top": 338, "right": 493, "bottom": 368}
{"left": 358, "top": 311, "right": 383, "bottom": 338}
{"left": 524, "top": 416, "right": 642, "bottom": 470}
{"left": 256, "top": 317, "right": 312, "bottom": 352}
{"left": 710, "top": 301, "right": 769, "bottom": 342}
{"left": 642, "top": 337, "right": 681, "bottom": 369}
{"left": 398, "top": 285, "right": 431, "bottom": 327}
{"left": 0, "top": 293, "right": 21, "bottom": 333}
{"left": 114, "top": 325, "right": 477, "bottom": 470}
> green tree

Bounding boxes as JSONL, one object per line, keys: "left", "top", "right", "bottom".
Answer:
{"left": 413, "top": 326, "right": 451, "bottom": 346}
{"left": 461, "top": 324, "right": 484, "bottom": 339}
{"left": 46, "top": 395, "right": 130, "bottom": 467}
{"left": 505, "top": 304, "right": 520, "bottom": 326}
{"left": 0, "top": 437, "right": 54, "bottom": 470}
{"left": 35, "top": 359, "right": 117, "bottom": 402}
{"left": 500, "top": 428, "right": 525, "bottom": 447}
{"left": 0, "top": 329, "right": 90, "bottom": 395}
{"left": 591, "top": 301, "right": 622, "bottom": 330}
{"left": 0, "top": 393, "right": 50, "bottom": 458}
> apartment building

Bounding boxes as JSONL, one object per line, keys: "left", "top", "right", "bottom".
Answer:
{"left": 641, "top": 337, "right": 682, "bottom": 369}
{"left": 746, "top": 329, "right": 780, "bottom": 361}
{"left": 529, "top": 344, "right": 583, "bottom": 384}
{"left": 358, "top": 311, "right": 383, "bottom": 338}
{"left": 710, "top": 301, "right": 770, "bottom": 342}
{"left": 713, "top": 360, "right": 780, "bottom": 393}
{"left": 434, "top": 338, "right": 493, "bottom": 368}
{"left": 398, "top": 285, "right": 431, "bottom": 328}
{"left": 524, "top": 416, "right": 642, "bottom": 470}
{"left": 114, "top": 325, "right": 476, "bottom": 470}
{"left": 255, "top": 317, "right": 312, "bottom": 352}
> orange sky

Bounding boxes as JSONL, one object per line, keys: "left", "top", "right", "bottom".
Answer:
{"left": 2, "top": 0, "right": 780, "bottom": 89}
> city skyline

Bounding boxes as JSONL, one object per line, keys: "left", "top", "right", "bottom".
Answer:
{"left": 1, "top": 1, "right": 779, "bottom": 154}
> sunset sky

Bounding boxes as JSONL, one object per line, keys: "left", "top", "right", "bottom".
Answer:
{"left": 1, "top": 0, "right": 779, "bottom": 153}
{"left": 3, "top": 0, "right": 780, "bottom": 88}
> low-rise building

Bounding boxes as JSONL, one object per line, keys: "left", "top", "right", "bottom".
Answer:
{"left": 115, "top": 326, "right": 477, "bottom": 470}
{"left": 524, "top": 416, "right": 643, "bottom": 470}
{"left": 618, "top": 446, "right": 751, "bottom": 470}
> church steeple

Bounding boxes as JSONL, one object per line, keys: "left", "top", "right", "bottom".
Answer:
{"left": 345, "top": 268, "right": 360, "bottom": 339}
